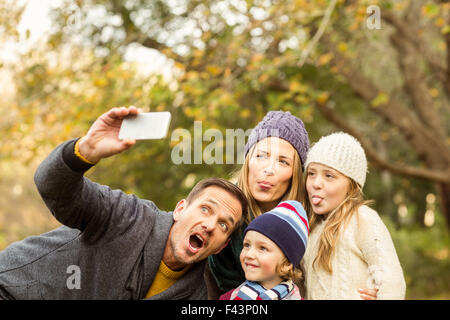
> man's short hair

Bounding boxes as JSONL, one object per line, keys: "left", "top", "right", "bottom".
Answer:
{"left": 186, "top": 177, "right": 248, "bottom": 233}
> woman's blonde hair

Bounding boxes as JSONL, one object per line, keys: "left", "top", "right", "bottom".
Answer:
{"left": 233, "top": 143, "right": 305, "bottom": 224}
{"left": 304, "top": 178, "right": 373, "bottom": 273}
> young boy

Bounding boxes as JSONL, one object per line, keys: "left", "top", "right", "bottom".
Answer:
{"left": 219, "top": 200, "right": 309, "bottom": 300}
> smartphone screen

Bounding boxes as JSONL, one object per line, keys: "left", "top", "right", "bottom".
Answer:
{"left": 118, "top": 112, "right": 172, "bottom": 140}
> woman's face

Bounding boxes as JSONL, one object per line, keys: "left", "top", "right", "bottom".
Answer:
{"left": 248, "top": 137, "right": 295, "bottom": 212}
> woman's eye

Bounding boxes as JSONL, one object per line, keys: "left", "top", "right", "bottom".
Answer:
{"left": 260, "top": 246, "right": 267, "bottom": 252}
{"left": 256, "top": 153, "right": 268, "bottom": 159}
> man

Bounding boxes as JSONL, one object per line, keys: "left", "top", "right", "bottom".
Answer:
{"left": 0, "top": 106, "right": 247, "bottom": 299}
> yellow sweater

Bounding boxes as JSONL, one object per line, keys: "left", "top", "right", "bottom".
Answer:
{"left": 145, "top": 261, "right": 190, "bottom": 298}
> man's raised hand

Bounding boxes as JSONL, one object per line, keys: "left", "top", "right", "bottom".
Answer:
{"left": 78, "top": 106, "right": 141, "bottom": 163}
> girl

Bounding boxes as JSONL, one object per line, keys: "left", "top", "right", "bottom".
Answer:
{"left": 219, "top": 200, "right": 308, "bottom": 300}
{"left": 301, "top": 132, "right": 406, "bottom": 299}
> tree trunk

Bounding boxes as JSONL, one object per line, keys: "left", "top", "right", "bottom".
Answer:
{"left": 437, "top": 183, "right": 450, "bottom": 230}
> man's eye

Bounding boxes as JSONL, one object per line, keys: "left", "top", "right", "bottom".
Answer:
{"left": 219, "top": 222, "right": 228, "bottom": 232}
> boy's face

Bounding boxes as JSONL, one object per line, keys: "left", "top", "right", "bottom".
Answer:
{"left": 240, "top": 230, "right": 285, "bottom": 290}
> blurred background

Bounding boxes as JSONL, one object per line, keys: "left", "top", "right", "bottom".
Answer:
{"left": 0, "top": 0, "right": 449, "bottom": 299}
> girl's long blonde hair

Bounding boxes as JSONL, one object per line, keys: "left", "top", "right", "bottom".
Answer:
{"left": 234, "top": 144, "right": 305, "bottom": 224}
{"left": 303, "top": 179, "right": 373, "bottom": 273}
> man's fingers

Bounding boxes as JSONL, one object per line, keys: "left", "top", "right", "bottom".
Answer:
{"left": 128, "top": 105, "right": 140, "bottom": 115}
{"left": 108, "top": 106, "right": 139, "bottom": 119}
{"left": 123, "top": 139, "right": 136, "bottom": 147}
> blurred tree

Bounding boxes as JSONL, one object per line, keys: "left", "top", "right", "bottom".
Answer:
{"left": 3, "top": 0, "right": 449, "bottom": 227}
{"left": 2, "top": 0, "right": 449, "bottom": 298}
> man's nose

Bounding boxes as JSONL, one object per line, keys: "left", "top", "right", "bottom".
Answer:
{"left": 201, "top": 216, "right": 216, "bottom": 233}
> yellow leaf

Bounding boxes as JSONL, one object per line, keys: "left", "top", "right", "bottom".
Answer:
{"left": 251, "top": 54, "right": 264, "bottom": 63}
{"left": 240, "top": 109, "right": 250, "bottom": 119}
{"left": 206, "top": 65, "right": 222, "bottom": 76}
{"left": 337, "top": 42, "right": 348, "bottom": 53}
{"left": 174, "top": 62, "right": 185, "bottom": 71}
{"left": 441, "top": 25, "right": 450, "bottom": 35}
{"left": 371, "top": 92, "right": 389, "bottom": 107}
{"left": 289, "top": 81, "right": 307, "bottom": 93}
{"left": 258, "top": 73, "right": 269, "bottom": 82}
{"left": 316, "top": 92, "right": 329, "bottom": 104}
{"left": 318, "top": 52, "right": 334, "bottom": 65}
{"left": 429, "top": 88, "right": 439, "bottom": 97}
{"left": 93, "top": 78, "right": 107, "bottom": 87}
{"left": 435, "top": 17, "right": 445, "bottom": 27}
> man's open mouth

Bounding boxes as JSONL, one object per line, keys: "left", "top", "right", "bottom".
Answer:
{"left": 188, "top": 234, "right": 204, "bottom": 253}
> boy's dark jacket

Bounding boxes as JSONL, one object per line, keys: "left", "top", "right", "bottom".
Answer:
{"left": 0, "top": 139, "right": 206, "bottom": 300}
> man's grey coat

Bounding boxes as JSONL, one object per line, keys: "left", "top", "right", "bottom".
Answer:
{"left": 0, "top": 139, "right": 207, "bottom": 299}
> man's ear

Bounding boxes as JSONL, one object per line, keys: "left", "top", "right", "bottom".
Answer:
{"left": 173, "top": 199, "right": 186, "bottom": 222}
{"left": 213, "top": 238, "right": 230, "bottom": 254}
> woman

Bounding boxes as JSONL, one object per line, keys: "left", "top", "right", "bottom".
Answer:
{"left": 206, "top": 110, "right": 309, "bottom": 297}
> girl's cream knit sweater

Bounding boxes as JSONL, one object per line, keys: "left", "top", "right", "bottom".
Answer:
{"left": 301, "top": 205, "right": 406, "bottom": 300}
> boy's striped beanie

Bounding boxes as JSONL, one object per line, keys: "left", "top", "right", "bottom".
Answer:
{"left": 244, "top": 200, "right": 309, "bottom": 267}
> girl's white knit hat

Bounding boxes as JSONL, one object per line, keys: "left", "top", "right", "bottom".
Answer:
{"left": 304, "top": 132, "right": 368, "bottom": 187}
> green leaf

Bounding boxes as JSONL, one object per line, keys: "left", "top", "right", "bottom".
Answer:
{"left": 371, "top": 92, "right": 389, "bottom": 107}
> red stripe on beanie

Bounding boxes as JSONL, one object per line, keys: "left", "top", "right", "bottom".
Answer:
{"left": 277, "top": 202, "right": 309, "bottom": 232}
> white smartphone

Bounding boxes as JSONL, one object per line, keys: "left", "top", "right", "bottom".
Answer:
{"left": 119, "top": 112, "right": 172, "bottom": 140}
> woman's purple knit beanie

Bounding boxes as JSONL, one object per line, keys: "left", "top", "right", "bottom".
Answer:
{"left": 244, "top": 111, "right": 310, "bottom": 166}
